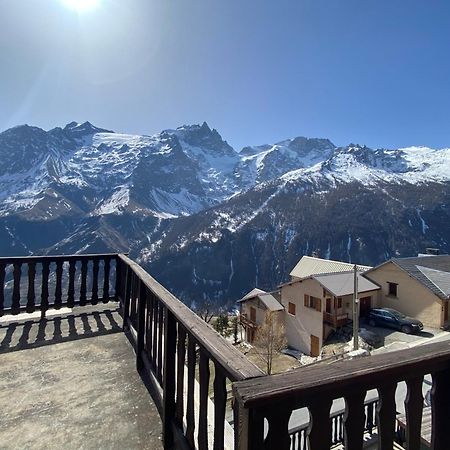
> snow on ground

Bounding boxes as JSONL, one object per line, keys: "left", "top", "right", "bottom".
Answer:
{"left": 95, "top": 186, "right": 130, "bottom": 215}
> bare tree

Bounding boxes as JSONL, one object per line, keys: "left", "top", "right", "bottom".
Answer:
{"left": 254, "top": 311, "right": 287, "bottom": 375}
{"left": 195, "top": 298, "right": 217, "bottom": 324}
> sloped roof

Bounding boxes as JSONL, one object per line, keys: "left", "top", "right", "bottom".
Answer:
{"left": 312, "top": 271, "right": 380, "bottom": 297}
{"left": 390, "top": 256, "right": 450, "bottom": 300}
{"left": 416, "top": 266, "right": 450, "bottom": 298}
{"left": 238, "top": 288, "right": 266, "bottom": 302}
{"left": 258, "top": 293, "right": 284, "bottom": 311}
{"left": 290, "top": 255, "right": 372, "bottom": 279}
{"left": 238, "top": 288, "right": 284, "bottom": 311}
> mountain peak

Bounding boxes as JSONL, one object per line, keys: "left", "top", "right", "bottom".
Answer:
{"left": 63, "top": 121, "right": 113, "bottom": 135}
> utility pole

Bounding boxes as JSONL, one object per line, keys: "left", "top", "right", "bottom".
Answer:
{"left": 353, "top": 264, "right": 359, "bottom": 351}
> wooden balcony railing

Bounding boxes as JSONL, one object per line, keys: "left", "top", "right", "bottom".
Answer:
{"left": 233, "top": 339, "right": 450, "bottom": 450}
{"left": 5, "top": 252, "right": 450, "bottom": 450}
{"left": 288, "top": 398, "right": 378, "bottom": 449}
{"left": 0, "top": 253, "right": 121, "bottom": 316}
{"left": 117, "top": 255, "right": 264, "bottom": 449}
{"left": 323, "top": 311, "right": 349, "bottom": 328}
{"left": 240, "top": 313, "right": 257, "bottom": 329}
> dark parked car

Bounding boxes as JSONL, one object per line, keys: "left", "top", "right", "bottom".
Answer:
{"left": 368, "top": 308, "right": 424, "bottom": 334}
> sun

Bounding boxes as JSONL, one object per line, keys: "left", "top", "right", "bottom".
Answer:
{"left": 61, "top": 0, "right": 100, "bottom": 13}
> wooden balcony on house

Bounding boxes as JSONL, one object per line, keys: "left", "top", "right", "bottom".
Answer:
{"left": 239, "top": 313, "right": 258, "bottom": 329}
{"left": 1, "top": 253, "right": 450, "bottom": 449}
{"left": 323, "top": 311, "right": 349, "bottom": 328}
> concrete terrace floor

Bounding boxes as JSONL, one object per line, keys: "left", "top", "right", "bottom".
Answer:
{"left": 0, "top": 305, "right": 162, "bottom": 450}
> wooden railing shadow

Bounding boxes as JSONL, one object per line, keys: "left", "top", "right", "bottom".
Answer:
{"left": 0, "top": 306, "right": 122, "bottom": 354}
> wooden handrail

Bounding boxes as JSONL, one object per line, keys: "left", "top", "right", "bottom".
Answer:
{"left": 0, "top": 253, "right": 121, "bottom": 264}
{"left": 117, "top": 254, "right": 264, "bottom": 449}
{"left": 233, "top": 341, "right": 450, "bottom": 449}
{"left": 118, "top": 254, "right": 263, "bottom": 381}
{"left": 234, "top": 340, "right": 450, "bottom": 408}
{"left": 0, "top": 253, "right": 122, "bottom": 316}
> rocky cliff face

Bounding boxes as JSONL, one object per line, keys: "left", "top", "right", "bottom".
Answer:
{"left": 1, "top": 121, "right": 449, "bottom": 307}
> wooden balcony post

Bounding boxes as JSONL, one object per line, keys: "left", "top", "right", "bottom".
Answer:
{"left": 431, "top": 367, "right": 450, "bottom": 450}
{"left": 405, "top": 376, "right": 423, "bottom": 450}
{"left": 233, "top": 401, "right": 265, "bottom": 450}
{"left": 122, "top": 265, "right": 131, "bottom": 331}
{"left": 162, "top": 309, "right": 177, "bottom": 449}
{"left": 136, "top": 280, "right": 147, "bottom": 371}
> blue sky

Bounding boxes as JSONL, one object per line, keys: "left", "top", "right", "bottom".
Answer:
{"left": 1, "top": 0, "right": 450, "bottom": 150}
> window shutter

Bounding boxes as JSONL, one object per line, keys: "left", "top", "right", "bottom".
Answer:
{"left": 304, "top": 294, "right": 309, "bottom": 307}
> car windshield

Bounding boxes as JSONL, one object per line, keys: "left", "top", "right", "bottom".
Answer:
{"left": 388, "top": 309, "right": 406, "bottom": 319}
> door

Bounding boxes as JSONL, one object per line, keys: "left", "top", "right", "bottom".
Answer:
{"left": 310, "top": 335, "right": 320, "bottom": 357}
{"left": 250, "top": 306, "right": 256, "bottom": 322}
{"left": 359, "top": 296, "right": 372, "bottom": 317}
{"left": 444, "top": 302, "right": 449, "bottom": 323}
{"left": 326, "top": 298, "right": 332, "bottom": 314}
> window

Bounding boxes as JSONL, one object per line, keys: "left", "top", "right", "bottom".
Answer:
{"left": 388, "top": 282, "right": 398, "bottom": 297}
{"left": 337, "top": 297, "right": 343, "bottom": 309}
{"left": 304, "top": 294, "right": 321, "bottom": 312}
{"left": 288, "top": 302, "right": 296, "bottom": 315}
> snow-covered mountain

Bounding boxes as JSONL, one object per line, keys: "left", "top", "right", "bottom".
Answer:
{"left": 1, "top": 121, "right": 449, "bottom": 306}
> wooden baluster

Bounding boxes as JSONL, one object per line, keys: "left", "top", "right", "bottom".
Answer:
{"left": 0, "top": 263, "right": 5, "bottom": 315}
{"left": 265, "top": 408, "right": 291, "bottom": 449}
{"left": 129, "top": 272, "right": 137, "bottom": 329}
{"left": 366, "top": 401, "right": 374, "bottom": 435}
{"left": 80, "top": 260, "right": 88, "bottom": 306}
{"left": 157, "top": 304, "right": 164, "bottom": 383}
{"left": 186, "top": 336, "right": 196, "bottom": 448}
{"left": 114, "top": 257, "right": 123, "bottom": 304}
{"left": 92, "top": 259, "right": 99, "bottom": 305}
{"left": 233, "top": 402, "right": 265, "bottom": 450}
{"left": 343, "top": 392, "right": 366, "bottom": 450}
{"left": 136, "top": 281, "right": 146, "bottom": 371}
{"left": 26, "top": 262, "right": 36, "bottom": 313}
{"left": 102, "top": 257, "right": 110, "bottom": 303}
{"left": 431, "top": 367, "right": 450, "bottom": 450}
{"left": 54, "top": 260, "right": 63, "bottom": 309}
{"left": 146, "top": 293, "right": 154, "bottom": 357}
{"left": 376, "top": 384, "right": 397, "bottom": 449}
{"left": 308, "top": 398, "right": 332, "bottom": 450}
{"left": 122, "top": 265, "right": 132, "bottom": 331}
{"left": 67, "top": 260, "right": 76, "bottom": 308}
{"left": 213, "top": 362, "right": 227, "bottom": 450}
{"left": 12, "top": 262, "right": 21, "bottom": 313}
{"left": 405, "top": 376, "right": 423, "bottom": 450}
{"left": 41, "top": 261, "right": 50, "bottom": 314}
{"left": 152, "top": 300, "right": 159, "bottom": 367}
{"left": 163, "top": 309, "right": 177, "bottom": 448}
{"left": 198, "top": 351, "right": 210, "bottom": 450}
{"left": 175, "top": 324, "right": 186, "bottom": 427}
{"left": 332, "top": 415, "right": 337, "bottom": 444}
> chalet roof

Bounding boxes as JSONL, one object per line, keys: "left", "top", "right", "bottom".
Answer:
{"left": 238, "top": 288, "right": 266, "bottom": 302}
{"left": 394, "top": 256, "right": 450, "bottom": 300}
{"left": 312, "top": 271, "right": 380, "bottom": 297}
{"left": 290, "top": 256, "right": 372, "bottom": 279}
{"left": 238, "top": 288, "right": 284, "bottom": 311}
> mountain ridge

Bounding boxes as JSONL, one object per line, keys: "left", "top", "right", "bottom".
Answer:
{"left": 0, "top": 120, "right": 449, "bottom": 307}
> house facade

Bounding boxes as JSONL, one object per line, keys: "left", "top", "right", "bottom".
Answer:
{"left": 364, "top": 255, "right": 450, "bottom": 329}
{"left": 238, "top": 288, "right": 284, "bottom": 343}
{"left": 280, "top": 270, "right": 380, "bottom": 356}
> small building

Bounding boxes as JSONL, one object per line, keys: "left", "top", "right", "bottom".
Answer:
{"left": 364, "top": 255, "right": 450, "bottom": 329}
{"left": 238, "top": 288, "right": 284, "bottom": 343}
{"left": 281, "top": 270, "right": 380, "bottom": 356}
